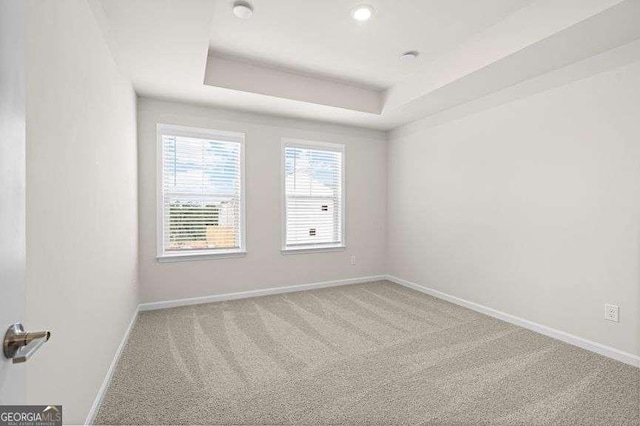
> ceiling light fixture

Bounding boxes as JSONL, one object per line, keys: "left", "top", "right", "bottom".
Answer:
{"left": 233, "top": 1, "right": 253, "bottom": 19}
{"left": 400, "top": 51, "right": 419, "bottom": 62}
{"left": 351, "top": 4, "right": 374, "bottom": 21}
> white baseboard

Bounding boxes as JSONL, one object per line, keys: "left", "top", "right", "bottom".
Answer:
{"left": 385, "top": 275, "right": 640, "bottom": 368}
{"left": 138, "top": 275, "right": 387, "bottom": 312}
{"left": 85, "top": 306, "right": 139, "bottom": 425}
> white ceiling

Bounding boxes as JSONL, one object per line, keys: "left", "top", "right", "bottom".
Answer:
{"left": 208, "top": 0, "right": 535, "bottom": 89}
{"left": 93, "top": 0, "right": 640, "bottom": 130}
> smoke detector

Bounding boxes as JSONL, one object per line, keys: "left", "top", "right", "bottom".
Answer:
{"left": 233, "top": 1, "right": 253, "bottom": 19}
{"left": 400, "top": 51, "right": 420, "bottom": 62}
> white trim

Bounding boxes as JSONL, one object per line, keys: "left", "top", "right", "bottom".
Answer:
{"left": 281, "top": 138, "right": 345, "bottom": 151}
{"left": 385, "top": 275, "right": 640, "bottom": 368}
{"left": 157, "top": 250, "right": 247, "bottom": 263}
{"left": 139, "top": 275, "right": 385, "bottom": 312}
{"left": 156, "top": 123, "right": 247, "bottom": 260}
{"left": 281, "top": 138, "right": 346, "bottom": 252}
{"left": 157, "top": 123, "right": 244, "bottom": 142}
{"left": 85, "top": 306, "right": 139, "bottom": 425}
{"left": 281, "top": 245, "right": 346, "bottom": 255}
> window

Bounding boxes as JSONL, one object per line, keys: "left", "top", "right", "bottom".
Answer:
{"left": 282, "top": 139, "right": 345, "bottom": 252}
{"left": 157, "top": 124, "right": 245, "bottom": 260}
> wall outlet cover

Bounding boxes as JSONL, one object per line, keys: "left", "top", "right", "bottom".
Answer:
{"left": 604, "top": 304, "right": 619, "bottom": 322}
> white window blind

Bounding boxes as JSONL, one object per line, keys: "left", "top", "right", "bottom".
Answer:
{"left": 158, "top": 124, "right": 245, "bottom": 259}
{"left": 283, "top": 140, "right": 345, "bottom": 251}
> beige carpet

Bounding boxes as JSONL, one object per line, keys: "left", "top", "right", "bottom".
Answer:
{"left": 95, "top": 281, "right": 639, "bottom": 425}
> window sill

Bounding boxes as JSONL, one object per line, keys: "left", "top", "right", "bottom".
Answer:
{"left": 281, "top": 245, "right": 346, "bottom": 255}
{"left": 156, "top": 250, "right": 247, "bottom": 263}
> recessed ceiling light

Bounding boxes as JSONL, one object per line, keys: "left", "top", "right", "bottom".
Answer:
{"left": 351, "top": 4, "right": 374, "bottom": 21}
{"left": 400, "top": 51, "right": 419, "bottom": 62}
{"left": 233, "top": 1, "right": 253, "bottom": 19}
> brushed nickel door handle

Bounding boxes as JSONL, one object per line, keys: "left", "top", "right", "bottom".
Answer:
{"left": 3, "top": 323, "right": 51, "bottom": 363}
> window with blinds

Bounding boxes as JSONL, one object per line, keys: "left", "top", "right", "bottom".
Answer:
{"left": 157, "top": 124, "right": 245, "bottom": 259}
{"left": 283, "top": 139, "right": 345, "bottom": 251}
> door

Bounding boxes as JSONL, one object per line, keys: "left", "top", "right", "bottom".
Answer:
{"left": 0, "top": 0, "right": 26, "bottom": 404}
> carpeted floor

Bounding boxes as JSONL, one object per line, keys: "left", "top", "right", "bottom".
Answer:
{"left": 95, "top": 281, "right": 639, "bottom": 425}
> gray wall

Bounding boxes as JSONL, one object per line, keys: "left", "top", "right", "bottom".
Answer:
{"left": 137, "top": 99, "right": 387, "bottom": 303}
{"left": 388, "top": 60, "right": 640, "bottom": 356}
{"left": 25, "top": 0, "right": 139, "bottom": 423}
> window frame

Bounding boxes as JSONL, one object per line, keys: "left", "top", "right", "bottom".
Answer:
{"left": 156, "top": 123, "right": 247, "bottom": 262}
{"left": 281, "top": 138, "right": 346, "bottom": 254}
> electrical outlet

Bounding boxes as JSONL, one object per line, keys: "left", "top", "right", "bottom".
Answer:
{"left": 604, "top": 304, "right": 619, "bottom": 322}
{"left": 350, "top": 255, "right": 356, "bottom": 265}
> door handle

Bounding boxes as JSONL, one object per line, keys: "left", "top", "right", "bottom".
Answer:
{"left": 3, "top": 323, "right": 51, "bottom": 363}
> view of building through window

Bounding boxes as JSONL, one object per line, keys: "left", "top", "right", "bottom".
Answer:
{"left": 284, "top": 142, "right": 344, "bottom": 249}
